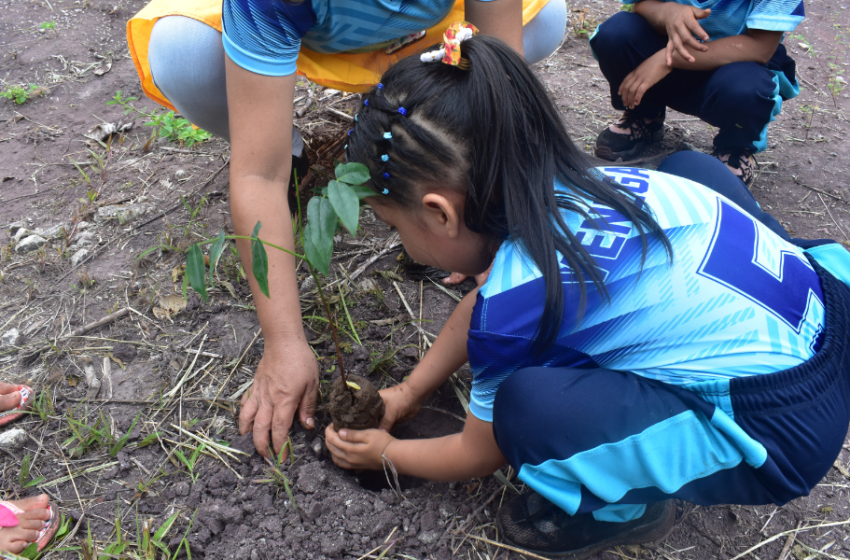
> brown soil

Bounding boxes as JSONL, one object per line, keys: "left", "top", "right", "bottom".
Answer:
{"left": 0, "top": 0, "right": 849, "bottom": 559}
{"left": 329, "top": 374, "right": 385, "bottom": 431}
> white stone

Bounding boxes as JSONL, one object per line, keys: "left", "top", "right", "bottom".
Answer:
{"left": 0, "top": 428, "right": 27, "bottom": 450}
{"left": 12, "top": 228, "right": 33, "bottom": 244}
{"left": 39, "top": 224, "right": 68, "bottom": 239}
{"left": 95, "top": 203, "right": 155, "bottom": 224}
{"left": 1, "top": 328, "right": 21, "bottom": 347}
{"left": 15, "top": 235, "right": 47, "bottom": 254}
{"left": 70, "top": 248, "right": 90, "bottom": 267}
{"left": 7, "top": 221, "right": 26, "bottom": 236}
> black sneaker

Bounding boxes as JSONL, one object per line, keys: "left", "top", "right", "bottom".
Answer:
{"left": 712, "top": 149, "right": 758, "bottom": 188}
{"left": 497, "top": 493, "right": 676, "bottom": 559}
{"left": 595, "top": 111, "right": 666, "bottom": 161}
{"left": 288, "top": 152, "right": 311, "bottom": 215}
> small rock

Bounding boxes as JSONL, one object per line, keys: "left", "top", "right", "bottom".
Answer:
{"left": 296, "top": 462, "right": 327, "bottom": 493}
{"left": 7, "top": 221, "right": 26, "bottom": 236}
{"left": 1, "top": 328, "right": 21, "bottom": 347}
{"left": 12, "top": 228, "right": 33, "bottom": 244}
{"left": 174, "top": 482, "right": 190, "bottom": 496}
{"left": 76, "top": 221, "right": 93, "bottom": 230}
{"left": 70, "top": 248, "right": 90, "bottom": 268}
{"left": 769, "top": 142, "right": 778, "bottom": 149}
{"left": 95, "top": 203, "right": 155, "bottom": 224}
{"left": 0, "top": 428, "right": 27, "bottom": 450}
{"left": 417, "top": 530, "right": 439, "bottom": 545}
{"left": 300, "top": 275, "right": 316, "bottom": 292}
{"left": 15, "top": 235, "right": 47, "bottom": 254}
{"left": 305, "top": 502, "right": 322, "bottom": 520}
{"left": 39, "top": 224, "right": 68, "bottom": 239}
{"left": 175, "top": 169, "right": 189, "bottom": 181}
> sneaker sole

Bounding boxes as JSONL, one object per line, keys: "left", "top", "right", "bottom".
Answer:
{"left": 500, "top": 501, "right": 677, "bottom": 559}
{"left": 594, "top": 129, "right": 665, "bottom": 162}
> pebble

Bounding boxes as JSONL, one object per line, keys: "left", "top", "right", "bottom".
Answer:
{"left": 95, "top": 203, "right": 155, "bottom": 224}
{"left": 15, "top": 235, "right": 47, "bottom": 254}
{"left": 0, "top": 328, "right": 21, "bottom": 347}
{"left": 70, "top": 248, "right": 90, "bottom": 268}
{"left": 0, "top": 428, "right": 27, "bottom": 450}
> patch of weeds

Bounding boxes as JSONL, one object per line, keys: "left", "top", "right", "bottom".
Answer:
{"left": 790, "top": 33, "right": 813, "bottom": 54}
{"left": 32, "top": 387, "right": 54, "bottom": 422}
{"left": 256, "top": 440, "right": 299, "bottom": 509}
{"left": 18, "top": 452, "right": 46, "bottom": 489}
{"left": 173, "top": 442, "right": 206, "bottom": 483}
{"left": 1, "top": 84, "right": 42, "bottom": 105}
{"left": 571, "top": 8, "right": 600, "bottom": 39}
{"left": 107, "top": 91, "right": 211, "bottom": 147}
{"left": 39, "top": 21, "right": 55, "bottom": 30}
{"left": 827, "top": 62, "right": 845, "bottom": 106}
{"left": 799, "top": 104, "right": 816, "bottom": 140}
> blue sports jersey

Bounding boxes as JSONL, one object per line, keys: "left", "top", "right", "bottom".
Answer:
{"left": 467, "top": 167, "right": 825, "bottom": 422}
{"left": 621, "top": 0, "right": 805, "bottom": 38}
{"left": 222, "top": 0, "right": 495, "bottom": 77}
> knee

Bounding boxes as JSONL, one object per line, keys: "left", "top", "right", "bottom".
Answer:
{"left": 523, "top": 0, "right": 567, "bottom": 64}
{"left": 657, "top": 151, "right": 724, "bottom": 178}
{"left": 148, "top": 16, "right": 224, "bottom": 104}
{"left": 590, "top": 12, "right": 649, "bottom": 60}
{"left": 706, "top": 63, "right": 777, "bottom": 113}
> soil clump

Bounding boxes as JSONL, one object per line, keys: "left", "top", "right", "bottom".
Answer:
{"left": 329, "top": 374, "right": 385, "bottom": 430}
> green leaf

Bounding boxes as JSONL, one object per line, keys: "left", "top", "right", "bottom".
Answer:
{"left": 350, "top": 185, "right": 376, "bottom": 200}
{"left": 154, "top": 512, "right": 180, "bottom": 542}
{"left": 186, "top": 244, "right": 208, "bottom": 302}
{"left": 208, "top": 231, "right": 226, "bottom": 284}
{"left": 334, "top": 162, "right": 371, "bottom": 186}
{"left": 251, "top": 222, "right": 270, "bottom": 298}
{"left": 303, "top": 197, "right": 335, "bottom": 275}
{"left": 328, "top": 181, "right": 360, "bottom": 236}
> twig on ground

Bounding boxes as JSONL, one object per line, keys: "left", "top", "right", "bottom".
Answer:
{"left": 777, "top": 521, "right": 803, "bottom": 560}
{"left": 466, "top": 535, "right": 550, "bottom": 560}
{"left": 728, "top": 518, "right": 850, "bottom": 560}
{"left": 209, "top": 329, "right": 261, "bottom": 411}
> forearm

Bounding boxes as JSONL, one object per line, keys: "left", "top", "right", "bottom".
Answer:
{"left": 670, "top": 32, "right": 780, "bottom": 69}
{"left": 633, "top": 0, "right": 671, "bottom": 34}
{"left": 404, "top": 288, "right": 477, "bottom": 399}
{"left": 465, "top": 0, "right": 524, "bottom": 55}
{"left": 384, "top": 415, "right": 506, "bottom": 481}
{"left": 230, "top": 178, "right": 304, "bottom": 340}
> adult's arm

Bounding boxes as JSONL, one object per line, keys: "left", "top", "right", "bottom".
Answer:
{"left": 465, "top": 0, "right": 525, "bottom": 58}
{"left": 226, "top": 56, "right": 319, "bottom": 459}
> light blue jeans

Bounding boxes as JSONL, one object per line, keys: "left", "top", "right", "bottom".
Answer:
{"left": 147, "top": 0, "right": 568, "bottom": 153}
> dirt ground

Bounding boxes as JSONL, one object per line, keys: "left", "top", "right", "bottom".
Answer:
{"left": 1, "top": 0, "right": 850, "bottom": 558}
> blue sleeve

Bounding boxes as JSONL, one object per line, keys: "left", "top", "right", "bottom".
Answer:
{"left": 747, "top": 0, "right": 805, "bottom": 32}
{"left": 468, "top": 328, "right": 535, "bottom": 422}
{"left": 222, "top": 0, "right": 317, "bottom": 77}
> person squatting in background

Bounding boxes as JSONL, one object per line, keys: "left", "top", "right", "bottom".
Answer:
{"left": 324, "top": 25, "right": 850, "bottom": 558}
{"left": 590, "top": 0, "right": 803, "bottom": 187}
{"left": 127, "top": 0, "right": 567, "bottom": 460}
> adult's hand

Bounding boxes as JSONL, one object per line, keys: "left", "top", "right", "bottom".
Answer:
{"left": 239, "top": 338, "right": 319, "bottom": 458}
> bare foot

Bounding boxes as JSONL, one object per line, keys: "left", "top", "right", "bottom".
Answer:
{"left": 0, "top": 495, "right": 51, "bottom": 555}
{"left": 0, "top": 383, "right": 24, "bottom": 413}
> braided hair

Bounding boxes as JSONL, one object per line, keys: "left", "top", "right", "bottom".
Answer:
{"left": 346, "top": 35, "right": 672, "bottom": 354}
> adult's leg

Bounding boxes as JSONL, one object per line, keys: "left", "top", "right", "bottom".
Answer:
{"left": 522, "top": 0, "right": 567, "bottom": 64}
{"left": 589, "top": 12, "right": 667, "bottom": 118}
{"left": 148, "top": 16, "right": 304, "bottom": 155}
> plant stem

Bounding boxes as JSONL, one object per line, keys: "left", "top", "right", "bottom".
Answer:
{"left": 309, "top": 262, "right": 348, "bottom": 388}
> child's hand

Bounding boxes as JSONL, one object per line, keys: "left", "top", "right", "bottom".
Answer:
{"left": 659, "top": 3, "right": 710, "bottom": 66}
{"left": 619, "top": 50, "right": 672, "bottom": 109}
{"left": 378, "top": 383, "right": 423, "bottom": 432}
{"left": 325, "top": 426, "right": 395, "bottom": 470}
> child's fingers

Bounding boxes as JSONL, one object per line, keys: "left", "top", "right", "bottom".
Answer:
{"left": 338, "top": 429, "right": 372, "bottom": 444}
{"left": 665, "top": 41, "right": 674, "bottom": 68}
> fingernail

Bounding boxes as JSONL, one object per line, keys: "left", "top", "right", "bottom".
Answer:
{"left": 340, "top": 430, "right": 347, "bottom": 438}
{"left": 380, "top": 428, "right": 387, "bottom": 432}
{"left": 306, "top": 418, "right": 315, "bottom": 429}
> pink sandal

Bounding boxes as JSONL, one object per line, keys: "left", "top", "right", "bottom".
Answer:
{"left": 0, "top": 386, "right": 34, "bottom": 428}
{"left": 0, "top": 499, "right": 59, "bottom": 552}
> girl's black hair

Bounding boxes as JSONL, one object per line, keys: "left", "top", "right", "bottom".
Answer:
{"left": 347, "top": 35, "right": 672, "bottom": 353}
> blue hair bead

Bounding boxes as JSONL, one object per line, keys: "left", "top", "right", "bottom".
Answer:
{"left": 364, "top": 99, "right": 369, "bottom": 106}
{"left": 383, "top": 132, "right": 392, "bottom": 139}
{"left": 344, "top": 145, "right": 348, "bottom": 150}
{"left": 382, "top": 188, "right": 389, "bottom": 195}
{"left": 377, "top": 83, "right": 384, "bottom": 89}
{"left": 348, "top": 130, "right": 352, "bottom": 136}
{"left": 355, "top": 114, "right": 359, "bottom": 122}
{"left": 381, "top": 154, "right": 389, "bottom": 162}
{"left": 398, "top": 107, "right": 407, "bottom": 116}
{"left": 383, "top": 172, "right": 391, "bottom": 179}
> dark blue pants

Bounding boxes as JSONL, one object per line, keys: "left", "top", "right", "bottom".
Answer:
{"left": 492, "top": 153, "right": 850, "bottom": 522}
{"left": 589, "top": 12, "right": 797, "bottom": 153}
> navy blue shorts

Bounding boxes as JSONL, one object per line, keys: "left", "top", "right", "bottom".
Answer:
{"left": 491, "top": 153, "right": 850, "bottom": 522}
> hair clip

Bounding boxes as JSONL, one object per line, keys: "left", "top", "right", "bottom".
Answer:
{"left": 381, "top": 154, "right": 389, "bottom": 162}
{"left": 383, "top": 132, "right": 392, "bottom": 139}
{"left": 398, "top": 107, "right": 407, "bottom": 116}
{"left": 382, "top": 188, "right": 389, "bottom": 195}
{"left": 348, "top": 130, "right": 352, "bottom": 136}
{"left": 344, "top": 145, "right": 348, "bottom": 150}
{"left": 364, "top": 99, "right": 369, "bottom": 106}
{"left": 383, "top": 172, "right": 391, "bottom": 179}
{"left": 377, "top": 83, "right": 384, "bottom": 89}
{"left": 420, "top": 21, "right": 478, "bottom": 70}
